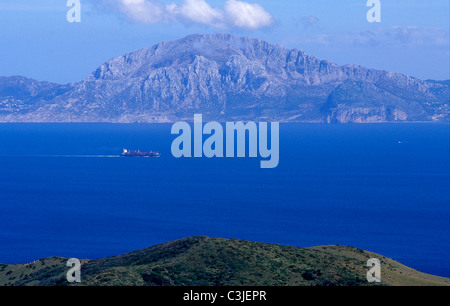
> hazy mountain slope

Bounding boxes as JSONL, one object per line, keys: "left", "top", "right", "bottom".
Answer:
{"left": 1, "top": 237, "right": 449, "bottom": 286}
{"left": 0, "top": 76, "right": 73, "bottom": 117}
{"left": 0, "top": 34, "right": 448, "bottom": 123}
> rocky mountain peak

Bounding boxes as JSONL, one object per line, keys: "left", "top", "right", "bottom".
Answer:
{"left": 0, "top": 34, "right": 448, "bottom": 123}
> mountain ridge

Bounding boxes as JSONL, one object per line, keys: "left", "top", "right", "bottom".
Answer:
{"left": 1, "top": 34, "right": 449, "bottom": 123}
{"left": 1, "top": 237, "right": 449, "bottom": 286}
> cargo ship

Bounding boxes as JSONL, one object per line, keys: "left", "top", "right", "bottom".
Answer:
{"left": 121, "top": 148, "right": 160, "bottom": 157}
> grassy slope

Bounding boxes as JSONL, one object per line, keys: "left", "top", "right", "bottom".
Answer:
{"left": 0, "top": 237, "right": 449, "bottom": 286}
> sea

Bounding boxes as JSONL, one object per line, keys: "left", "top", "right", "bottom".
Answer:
{"left": 0, "top": 123, "right": 449, "bottom": 277}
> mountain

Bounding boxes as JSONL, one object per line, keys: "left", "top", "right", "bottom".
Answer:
{"left": 1, "top": 237, "right": 449, "bottom": 286}
{"left": 0, "top": 34, "right": 449, "bottom": 123}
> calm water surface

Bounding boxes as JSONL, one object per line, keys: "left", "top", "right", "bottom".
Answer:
{"left": 0, "top": 123, "right": 448, "bottom": 277}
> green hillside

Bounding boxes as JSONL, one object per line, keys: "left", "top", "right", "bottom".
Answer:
{"left": 1, "top": 237, "right": 449, "bottom": 286}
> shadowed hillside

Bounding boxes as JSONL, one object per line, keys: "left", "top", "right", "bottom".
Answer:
{"left": 1, "top": 237, "right": 449, "bottom": 286}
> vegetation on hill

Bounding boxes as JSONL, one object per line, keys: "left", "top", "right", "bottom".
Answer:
{"left": 1, "top": 237, "right": 449, "bottom": 286}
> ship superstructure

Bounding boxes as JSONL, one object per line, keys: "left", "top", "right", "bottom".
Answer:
{"left": 121, "top": 148, "right": 160, "bottom": 157}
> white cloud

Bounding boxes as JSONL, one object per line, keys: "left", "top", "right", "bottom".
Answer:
{"left": 99, "top": 0, "right": 274, "bottom": 30}
{"left": 167, "top": 0, "right": 224, "bottom": 27}
{"left": 352, "top": 26, "right": 450, "bottom": 47}
{"left": 101, "top": 0, "right": 166, "bottom": 24}
{"left": 299, "top": 15, "right": 319, "bottom": 29}
{"left": 224, "top": 0, "right": 273, "bottom": 30}
{"left": 295, "top": 26, "right": 449, "bottom": 49}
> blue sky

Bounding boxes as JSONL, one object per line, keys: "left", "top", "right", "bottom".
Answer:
{"left": 0, "top": 0, "right": 448, "bottom": 83}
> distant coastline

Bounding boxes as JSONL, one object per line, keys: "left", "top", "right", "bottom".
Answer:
{"left": 0, "top": 34, "right": 448, "bottom": 124}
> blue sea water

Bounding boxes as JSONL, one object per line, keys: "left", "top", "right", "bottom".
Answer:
{"left": 0, "top": 123, "right": 449, "bottom": 277}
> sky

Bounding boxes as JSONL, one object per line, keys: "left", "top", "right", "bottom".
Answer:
{"left": 0, "top": 0, "right": 449, "bottom": 84}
